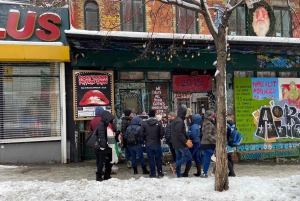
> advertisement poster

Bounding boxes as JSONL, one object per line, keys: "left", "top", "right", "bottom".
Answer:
{"left": 151, "top": 83, "right": 168, "bottom": 128}
{"left": 73, "top": 70, "right": 114, "bottom": 120}
{"left": 234, "top": 78, "right": 300, "bottom": 143}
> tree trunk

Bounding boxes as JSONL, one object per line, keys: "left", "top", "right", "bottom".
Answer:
{"left": 214, "top": 34, "right": 229, "bottom": 191}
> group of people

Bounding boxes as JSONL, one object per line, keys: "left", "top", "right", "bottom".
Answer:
{"left": 89, "top": 105, "right": 235, "bottom": 182}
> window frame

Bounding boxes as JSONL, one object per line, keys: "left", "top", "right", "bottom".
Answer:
{"left": 228, "top": 4, "right": 247, "bottom": 36}
{"left": 176, "top": 7, "right": 199, "bottom": 34}
{"left": 120, "top": 0, "right": 146, "bottom": 32}
{"left": 273, "top": 7, "right": 292, "bottom": 37}
{"left": 84, "top": 1, "right": 100, "bottom": 31}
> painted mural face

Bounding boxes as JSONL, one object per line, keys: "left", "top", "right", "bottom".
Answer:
{"left": 252, "top": 6, "right": 270, "bottom": 37}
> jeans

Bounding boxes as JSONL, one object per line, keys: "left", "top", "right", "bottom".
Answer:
{"left": 175, "top": 148, "right": 192, "bottom": 177}
{"left": 145, "top": 145, "right": 163, "bottom": 175}
{"left": 187, "top": 142, "right": 200, "bottom": 165}
{"left": 125, "top": 148, "right": 131, "bottom": 162}
{"left": 128, "top": 145, "right": 146, "bottom": 168}
{"left": 202, "top": 149, "right": 214, "bottom": 174}
{"left": 198, "top": 147, "right": 204, "bottom": 165}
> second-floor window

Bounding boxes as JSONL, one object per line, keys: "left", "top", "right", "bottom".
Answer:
{"left": 274, "top": 8, "right": 291, "bottom": 37}
{"left": 228, "top": 5, "right": 246, "bottom": 36}
{"left": 176, "top": 7, "right": 198, "bottom": 34}
{"left": 121, "top": 0, "right": 145, "bottom": 32}
{"left": 84, "top": 1, "right": 99, "bottom": 31}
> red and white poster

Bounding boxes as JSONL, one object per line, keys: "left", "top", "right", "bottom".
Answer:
{"left": 73, "top": 70, "right": 114, "bottom": 120}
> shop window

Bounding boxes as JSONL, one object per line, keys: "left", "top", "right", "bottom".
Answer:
{"left": 274, "top": 8, "right": 291, "bottom": 37}
{"left": 234, "top": 71, "right": 254, "bottom": 77}
{"left": 84, "top": 1, "right": 100, "bottom": 31}
{"left": 0, "top": 63, "right": 61, "bottom": 140}
{"left": 228, "top": 5, "right": 246, "bottom": 36}
{"left": 279, "top": 72, "right": 297, "bottom": 78}
{"left": 176, "top": 98, "right": 190, "bottom": 109}
{"left": 196, "top": 98, "right": 209, "bottom": 115}
{"left": 176, "top": 7, "right": 198, "bottom": 34}
{"left": 257, "top": 71, "right": 276, "bottom": 77}
{"left": 121, "top": 0, "right": 145, "bottom": 32}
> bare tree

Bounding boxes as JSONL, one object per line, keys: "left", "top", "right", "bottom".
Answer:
{"left": 147, "top": 0, "right": 261, "bottom": 191}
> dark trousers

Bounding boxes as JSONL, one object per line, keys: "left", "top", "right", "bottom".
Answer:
{"left": 145, "top": 145, "right": 163, "bottom": 175}
{"left": 97, "top": 152, "right": 112, "bottom": 175}
{"left": 168, "top": 143, "right": 176, "bottom": 162}
{"left": 187, "top": 142, "right": 200, "bottom": 165}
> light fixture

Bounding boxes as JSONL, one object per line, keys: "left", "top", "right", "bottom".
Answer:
{"left": 207, "top": 45, "right": 210, "bottom": 50}
{"left": 191, "top": 54, "right": 194, "bottom": 58}
{"left": 196, "top": 18, "right": 199, "bottom": 21}
{"left": 197, "top": 52, "right": 200, "bottom": 56}
{"left": 185, "top": 54, "right": 187, "bottom": 58}
{"left": 183, "top": 40, "right": 186, "bottom": 45}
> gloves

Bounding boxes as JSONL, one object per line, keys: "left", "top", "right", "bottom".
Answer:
{"left": 186, "top": 139, "right": 193, "bottom": 148}
{"left": 100, "top": 148, "right": 105, "bottom": 150}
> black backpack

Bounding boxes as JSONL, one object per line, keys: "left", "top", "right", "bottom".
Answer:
{"left": 127, "top": 127, "right": 138, "bottom": 146}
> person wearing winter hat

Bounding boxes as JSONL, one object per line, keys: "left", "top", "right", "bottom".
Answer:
{"left": 169, "top": 106, "right": 193, "bottom": 178}
{"left": 124, "top": 116, "right": 150, "bottom": 175}
{"left": 89, "top": 107, "right": 105, "bottom": 169}
{"left": 200, "top": 110, "right": 216, "bottom": 178}
{"left": 121, "top": 109, "right": 133, "bottom": 168}
{"left": 140, "top": 109, "right": 165, "bottom": 178}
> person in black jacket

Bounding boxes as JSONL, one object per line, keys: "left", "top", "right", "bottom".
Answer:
{"left": 165, "top": 112, "right": 176, "bottom": 161}
{"left": 140, "top": 109, "right": 165, "bottom": 178}
{"left": 121, "top": 109, "right": 132, "bottom": 168}
{"left": 96, "top": 110, "right": 115, "bottom": 182}
{"left": 169, "top": 106, "right": 193, "bottom": 178}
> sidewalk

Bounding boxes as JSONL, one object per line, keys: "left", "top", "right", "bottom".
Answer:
{"left": 1, "top": 159, "right": 300, "bottom": 182}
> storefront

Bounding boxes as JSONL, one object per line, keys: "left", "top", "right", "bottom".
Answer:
{"left": 65, "top": 30, "right": 300, "bottom": 161}
{"left": 0, "top": 5, "right": 70, "bottom": 163}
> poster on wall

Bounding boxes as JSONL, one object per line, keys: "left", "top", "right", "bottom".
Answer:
{"left": 234, "top": 78, "right": 300, "bottom": 143}
{"left": 151, "top": 83, "right": 168, "bottom": 128}
{"left": 73, "top": 70, "right": 114, "bottom": 120}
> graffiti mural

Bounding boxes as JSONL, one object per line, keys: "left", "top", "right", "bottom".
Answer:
{"left": 234, "top": 78, "right": 300, "bottom": 144}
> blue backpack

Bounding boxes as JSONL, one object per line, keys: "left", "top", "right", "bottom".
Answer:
{"left": 227, "top": 125, "right": 243, "bottom": 147}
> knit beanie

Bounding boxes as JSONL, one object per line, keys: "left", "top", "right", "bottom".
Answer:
{"left": 148, "top": 109, "right": 156, "bottom": 117}
{"left": 124, "top": 109, "right": 132, "bottom": 117}
{"left": 95, "top": 106, "right": 104, "bottom": 116}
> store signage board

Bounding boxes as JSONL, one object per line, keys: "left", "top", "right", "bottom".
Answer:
{"left": 73, "top": 70, "right": 114, "bottom": 120}
{"left": 147, "top": 71, "right": 171, "bottom": 80}
{"left": 173, "top": 75, "right": 211, "bottom": 92}
{"left": 120, "top": 72, "right": 144, "bottom": 80}
{"left": 0, "top": 5, "right": 69, "bottom": 43}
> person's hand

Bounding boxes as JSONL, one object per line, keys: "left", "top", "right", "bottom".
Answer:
{"left": 118, "top": 134, "right": 123, "bottom": 144}
{"left": 186, "top": 139, "right": 193, "bottom": 148}
{"left": 100, "top": 148, "right": 105, "bottom": 150}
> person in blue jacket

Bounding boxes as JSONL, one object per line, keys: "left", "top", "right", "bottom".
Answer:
{"left": 125, "top": 116, "right": 150, "bottom": 175}
{"left": 182, "top": 114, "right": 202, "bottom": 177}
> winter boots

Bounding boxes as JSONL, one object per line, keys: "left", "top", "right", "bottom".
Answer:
{"left": 133, "top": 167, "right": 138, "bottom": 175}
{"left": 181, "top": 163, "right": 192, "bottom": 177}
{"left": 96, "top": 172, "right": 103, "bottom": 182}
{"left": 142, "top": 166, "right": 150, "bottom": 174}
{"left": 193, "top": 163, "right": 202, "bottom": 177}
{"left": 103, "top": 169, "right": 112, "bottom": 180}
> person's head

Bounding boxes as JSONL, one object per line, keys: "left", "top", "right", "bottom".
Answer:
{"left": 252, "top": 6, "right": 270, "bottom": 36}
{"left": 124, "top": 109, "right": 132, "bottom": 118}
{"left": 168, "top": 112, "right": 176, "bottom": 120}
{"left": 148, "top": 109, "right": 156, "bottom": 118}
{"left": 95, "top": 106, "right": 104, "bottom": 116}
{"left": 177, "top": 106, "right": 187, "bottom": 120}
{"left": 185, "top": 108, "right": 192, "bottom": 118}
{"left": 156, "top": 114, "right": 162, "bottom": 122}
{"left": 204, "top": 110, "right": 215, "bottom": 121}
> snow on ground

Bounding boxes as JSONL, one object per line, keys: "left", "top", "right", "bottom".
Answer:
{"left": 0, "top": 174, "right": 299, "bottom": 201}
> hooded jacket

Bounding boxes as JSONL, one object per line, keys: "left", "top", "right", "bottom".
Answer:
{"left": 125, "top": 116, "right": 144, "bottom": 148}
{"left": 97, "top": 110, "right": 114, "bottom": 153}
{"left": 201, "top": 110, "right": 216, "bottom": 150}
{"left": 140, "top": 117, "right": 164, "bottom": 146}
{"left": 171, "top": 106, "right": 189, "bottom": 149}
{"left": 121, "top": 116, "right": 132, "bottom": 148}
{"left": 187, "top": 114, "right": 201, "bottom": 143}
